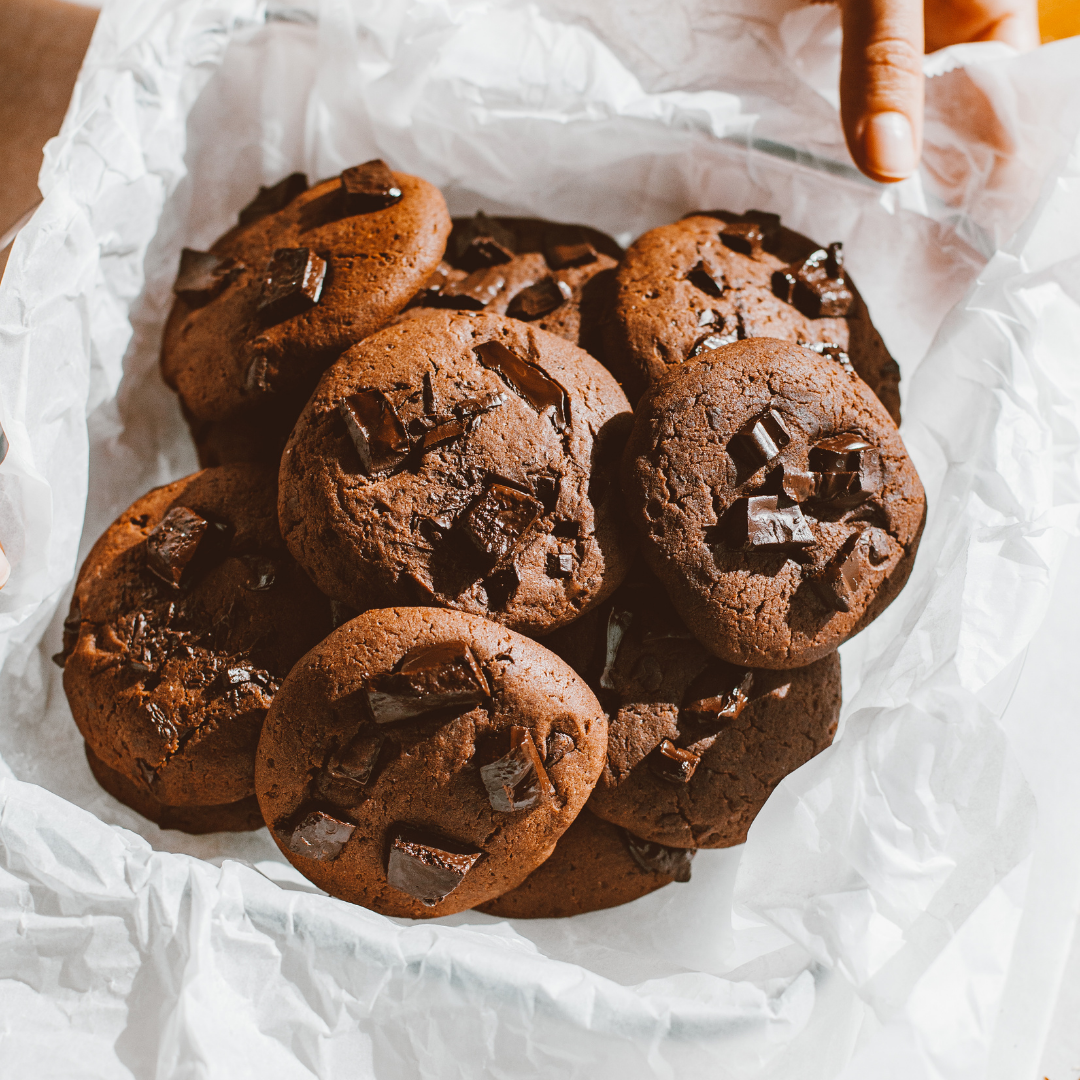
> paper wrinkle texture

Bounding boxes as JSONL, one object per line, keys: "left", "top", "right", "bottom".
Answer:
{"left": 0, "top": 1, "right": 1078, "bottom": 1076}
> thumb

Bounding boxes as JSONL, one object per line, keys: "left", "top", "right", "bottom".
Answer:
{"left": 840, "top": 0, "right": 925, "bottom": 183}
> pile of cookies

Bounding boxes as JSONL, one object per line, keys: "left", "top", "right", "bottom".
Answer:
{"left": 56, "top": 158, "right": 925, "bottom": 919}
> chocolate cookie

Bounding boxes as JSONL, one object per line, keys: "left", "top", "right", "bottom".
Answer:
{"left": 161, "top": 162, "right": 451, "bottom": 462}
{"left": 622, "top": 339, "right": 925, "bottom": 668}
{"left": 476, "top": 809, "right": 691, "bottom": 918}
{"left": 60, "top": 465, "right": 333, "bottom": 806}
{"left": 254, "top": 607, "right": 608, "bottom": 918}
{"left": 84, "top": 742, "right": 264, "bottom": 833}
{"left": 606, "top": 211, "right": 900, "bottom": 420}
{"left": 402, "top": 213, "right": 622, "bottom": 362}
{"left": 278, "top": 309, "right": 634, "bottom": 635}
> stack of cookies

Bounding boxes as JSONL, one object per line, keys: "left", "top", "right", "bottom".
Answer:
{"left": 57, "top": 158, "right": 925, "bottom": 918}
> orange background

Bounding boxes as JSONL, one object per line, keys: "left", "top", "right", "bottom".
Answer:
{"left": 1040, "top": 0, "right": 1080, "bottom": 40}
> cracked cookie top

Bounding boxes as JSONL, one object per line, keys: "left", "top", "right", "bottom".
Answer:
{"left": 277, "top": 309, "right": 635, "bottom": 636}
{"left": 255, "top": 606, "right": 608, "bottom": 918}
{"left": 605, "top": 211, "right": 901, "bottom": 422}
{"left": 621, "top": 338, "right": 926, "bottom": 669}
{"left": 61, "top": 464, "right": 333, "bottom": 806}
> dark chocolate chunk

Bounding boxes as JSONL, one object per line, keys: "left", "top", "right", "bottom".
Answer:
{"left": 682, "top": 669, "right": 753, "bottom": 727}
{"left": 531, "top": 475, "right": 560, "bottom": 513}
{"left": 327, "top": 731, "right": 385, "bottom": 787}
{"left": 547, "top": 241, "right": 597, "bottom": 269}
{"left": 772, "top": 242, "right": 853, "bottom": 318}
{"left": 438, "top": 266, "right": 506, "bottom": 310}
{"left": 689, "top": 327, "right": 738, "bottom": 357}
{"left": 455, "top": 391, "right": 506, "bottom": 422}
{"left": 810, "top": 434, "right": 882, "bottom": 507}
{"left": 173, "top": 248, "right": 242, "bottom": 298}
{"left": 146, "top": 507, "right": 209, "bottom": 589}
{"left": 551, "top": 518, "right": 579, "bottom": 539}
{"left": 764, "top": 463, "right": 817, "bottom": 503}
{"left": 242, "top": 556, "right": 277, "bottom": 591}
{"left": 386, "top": 833, "right": 482, "bottom": 905}
{"left": 544, "top": 732, "right": 575, "bottom": 768}
{"left": 599, "top": 608, "right": 634, "bottom": 689}
{"left": 285, "top": 810, "right": 356, "bottom": 861}
{"left": 422, "top": 371, "right": 437, "bottom": 415}
{"left": 51, "top": 651, "right": 67, "bottom": 669}
{"left": 462, "top": 483, "right": 541, "bottom": 561}
{"left": 458, "top": 236, "right": 514, "bottom": 272}
{"left": 807, "top": 341, "right": 856, "bottom": 375}
{"left": 505, "top": 277, "right": 572, "bottom": 320}
{"left": 624, "top": 832, "right": 695, "bottom": 882}
{"left": 338, "top": 389, "right": 411, "bottom": 475}
{"left": 340, "top": 159, "right": 402, "bottom": 213}
{"left": 244, "top": 356, "right": 272, "bottom": 395}
{"left": 687, "top": 261, "right": 723, "bottom": 298}
{"left": 482, "top": 564, "right": 519, "bottom": 610}
{"left": 719, "top": 222, "right": 764, "bottom": 257}
{"left": 365, "top": 640, "right": 490, "bottom": 724}
{"left": 480, "top": 726, "right": 555, "bottom": 812}
{"left": 421, "top": 417, "right": 468, "bottom": 451}
{"left": 237, "top": 172, "right": 308, "bottom": 225}
{"left": 648, "top": 739, "right": 700, "bottom": 784}
{"left": 729, "top": 408, "right": 792, "bottom": 466}
{"left": 452, "top": 212, "right": 517, "bottom": 266}
{"left": 473, "top": 341, "right": 569, "bottom": 430}
{"left": 546, "top": 552, "right": 573, "bottom": 578}
{"left": 257, "top": 247, "right": 327, "bottom": 320}
{"left": 135, "top": 758, "right": 159, "bottom": 790}
{"left": 724, "top": 494, "right": 816, "bottom": 551}
{"left": 812, "top": 531, "right": 870, "bottom": 612}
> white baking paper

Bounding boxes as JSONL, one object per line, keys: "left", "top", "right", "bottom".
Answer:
{"left": 1, "top": 1, "right": 1079, "bottom": 1076}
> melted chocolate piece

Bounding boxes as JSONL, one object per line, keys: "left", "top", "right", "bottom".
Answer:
{"left": 455, "top": 391, "right": 506, "bottom": 424}
{"left": 648, "top": 739, "right": 700, "bottom": 784}
{"left": 482, "top": 564, "right": 519, "bottom": 610}
{"left": 285, "top": 810, "right": 355, "bottom": 861}
{"left": 624, "top": 832, "right": 695, "bottom": 882}
{"left": 812, "top": 531, "right": 870, "bottom": 612}
{"left": 339, "top": 389, "right": 411, "bottom": 475}
{"left": 810, "top": 434, "right": 882, "bottom": 507}
{"left": 439, "top": 267, "right": 506, "bottom": 310}
{"left": 237, "top": 172, "right": 308, "bottom": 225}
{"left": 459, "top": 237, "right": 514, "bottom": 272}
{"left": 729, "top": 408, "right": 792, "bottom": 466}
{"left": 764, "top": 463, "right": 817, "bottom": 503}
{"left": 386, "top": 834, "right": 482, "bottom": 905}
{"left": 687, "top": 261, "right": 723, "bottom": 299}
{"left": 599, "top": 608, "right": 634, "bottom": 689}
{"left": 547, "top": 241, "right": 597, "bottom": 269}
{"left": 258, "top": 247, "right": 326, "bottom": 320}
{"left": 173, "top": 248, "right": 242, "bottom": 297}
{"left": 719, "top": 222, "right": 764, "bottom": 257}
{"left": 365, "top": 640, "right": 490, "bottom": 724}
{"left": 725, "top": 494, "right": 815, "bottom": 551}
{"left": 544, "top": 732, "right": 575, "bottom": 768}
{"left": 452, "top": 212, "right": 517, "bottom": 267}
{"left": 505, "top": 277, "right": 572, "bottom": 320}
{"left": 772, "top": 242, "right": 853, "bottom": 318}
{"left": 690, "top": 327, "right": 738, "bottom": 357}
{"left": 340, "top": 159, "right": 403, "bottom": 213}
{"left": 328, "top": 731, "right": 385, "bottom": 787}
{"left": 682, "top": 669, "right": 753, "bottom": 727}
{"left": 244, "top": 356, "right": 272, "bottom": 395}
{"left": 242, "top": 555, "right": 277, "bottom": 591}
{"left": 473, "top": 341, "right": 569, "bottom": 430}
{"left": 421, "top": 417, "right": 468, "bottom": 451}
{"left": 145, "top": 507, "right": 208, "bottom": 589}
{"left": 480, "top": 726, "right": 555, "bottom": 812}
{"left": 807, "top": 341, "right": 856, "bottom": 375}
{"left": 462, "top": 483, "right": 541, "bottom": 561}
{"left": 546, "top": 552, "right": 573, "bottom": 578}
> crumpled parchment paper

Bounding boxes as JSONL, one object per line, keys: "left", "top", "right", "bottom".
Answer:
{"left": 1, "top": 1, "right": 1079, "bottom": 1076}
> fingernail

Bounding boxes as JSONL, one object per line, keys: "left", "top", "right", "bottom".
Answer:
{"left": 862, "top": 111, "right": 917, "bottom": 180}
{"left": 0, "top": 545, "right": 9, "bottom": 591}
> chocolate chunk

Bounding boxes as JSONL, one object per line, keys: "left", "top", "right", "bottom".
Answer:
{"left": 173, "top": 248, "right": 242, "bottom": 298}
{"left": 480, "top": 726, "right": 555, "bottom": 812}
{"left": 462, "top": 483, "right": 541, "bottom": 561}
{"left": 422, "top": 371, "right": 437, "bottom": 414}
{"left": 146, "top": 507, "right": 209, "bottom": 589}
{"left": 455, "top": 391, "right": 506, "bottom": 423}
{"left": 242, "top": 556, "right": 277, "bottom": 591}
{"left": 386, "top": 833, "right": 482, "bottom": 905}
{"left": 729, "top": 408, "right": 791, "bottom": 466}
{"left": 257, "top": 247, "right": 327, "bottom": 320}
{"left": 473, "top": 341, "right": 569, "bottom": 430}
{"left": 51, "top": 651, "right": 67, "bottom": 668}
{"left": 245, "top": 356, "right": 272, "bottom": 394}
{"left": 725, "top": 494, "right": 816, "bottom": 551}
{"left": 687, "top": 261, "right": 723, "bottom": 298}
{"left": 624, "top": 832, "right": 695, "bottom": 882}
{"left": 438, "top": 266, "right": 506, "bottom": 310}
{"left": 764, "top": 463, "right": 817, "bottom": 503}
{"left": 421, "top": 417, "right": 468, "bottom": 451}
{"left": 807, "top": 341, "right": 856, "bottom": 375}
{"left": 531, "top": 475, "right": 560, "bottom": 513}
{"left": 719, "top": 222, "right": 764, "bottom": 257}
{"left": 689, "top": 328, "right": 738, "bottom": 357}
{"left": 452, "top": 212, "right": 517, "bottom": 266}
{"left": 506, "top": 277, "right": 572, "bottom": 320}
{"left": 135, "top": 758, "right": 158, "bottom": 789}
{"left": 682, "top": 669, "right": 753, "bottom": 727}
{"left": 285, "top": 810, "right": 356, "bottom": 861}
{"left": 365, "top": 640, "right": 490, "bottom": 724}
{"left": 458, "top": 237, "right": 515, "bottom": 272}
{"left": 482, "top": 564, "right": 519, "bottom": 610}
{"left": 648, "top": 739, "right": 700, "bottom": 783}
{"left": 812, "top": 531, "right": 870, "bottom": 612}
{"left": 810, "top": 434, "right": 882, "bottom": 507}
{"left": 237, "top": 172, "right": 308, "bottom": 225}
{"left": 546, "top": 552, "right": 573, "bottom": 578}
{"left": 338, "top": 389, "right": 411, "bottom": 476}
{"left": 544, "top": 732, "right": 575, "bottom": 768}
{"left": 772, "top": 242, "right": 853, "bottom": 318}
{"left": 327, "top": 731, "right": 385, "bottom": 787}
{"left": 551, "top": 518, "right": 579, "bottom": 539}
{"left": 340, "top": 159, "right": 402, "bottom": 213}
{"left": 547, "top": 241, "right": 597, "bottom": 269}
{"left": 599, "top": 608, "right": 634, "bottom": 689}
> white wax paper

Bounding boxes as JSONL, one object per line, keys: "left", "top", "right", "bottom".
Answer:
{"left": 1, "top": 1, "right": 1079, "bottom": 1075}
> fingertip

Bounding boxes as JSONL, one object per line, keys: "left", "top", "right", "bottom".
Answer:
{"left": 856, "top": 111, "right": 918, "bottom": 182}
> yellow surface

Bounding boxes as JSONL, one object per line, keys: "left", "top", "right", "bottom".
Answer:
{"left": 1041, "top": 0, "right": 1080, "bottom": 41}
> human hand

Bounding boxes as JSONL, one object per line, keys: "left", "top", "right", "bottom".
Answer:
{"left": 840, "top": 0, "right": 1040, "bottom": 182}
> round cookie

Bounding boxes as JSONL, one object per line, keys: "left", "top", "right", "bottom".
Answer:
{"left": 475, "top": 810, "right": 691, "bottom": 919}
{"left": 60, "top": 464, "right": 334, "bottom": 806}
{"left": 402, "top": 213, "right": 622, "bottom": 363}
{"left": 161, "top": 161, "right": 451, "bottom": 461}
{"left": 84, "top": 743, "right": 264, "bottom": 834}
{"left": 254, "top": 607, "right": 608, "bottom": 918}
{"left": 622, "top": 339, "right": 925, "bottom": 668}
{"left": 278, "top": 308, "right": 634, "bottom": 635}
{"left": 605, "top": 210, "right": 901, "bottom": 421}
